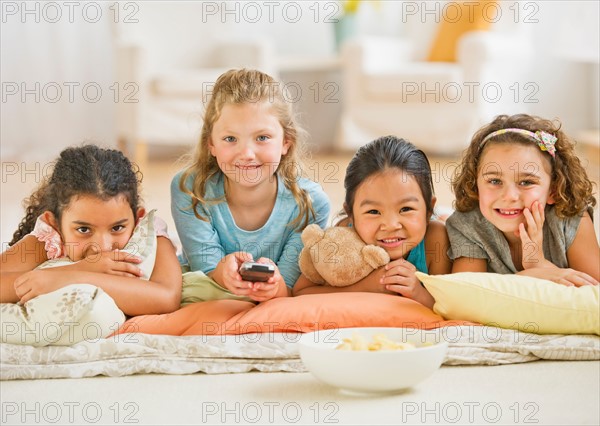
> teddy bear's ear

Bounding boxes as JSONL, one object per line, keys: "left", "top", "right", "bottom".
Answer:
{"left": 361, "top": 245, "right": 390, "bottom": 269}
{"left": 301, "top": 224, "right": 325, "bottom": 248}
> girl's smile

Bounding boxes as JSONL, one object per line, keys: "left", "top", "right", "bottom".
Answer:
{"left": 378, "top": 237, "right": 407, "bottom": 249}
{"left": 495, "top": 208, "right": 524, "bottom": 219}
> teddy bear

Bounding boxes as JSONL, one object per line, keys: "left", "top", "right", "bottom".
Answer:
{"left": 299, "top": 224, "right": 390, "bottom": 287}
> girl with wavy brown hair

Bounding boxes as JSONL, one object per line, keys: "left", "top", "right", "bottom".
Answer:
{"left": 448, "top": 114, "right": 598, "bottom": 286}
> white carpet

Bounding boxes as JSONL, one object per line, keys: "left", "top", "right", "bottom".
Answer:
{"left": 2, "top": 360, "right": 598, "bottom": 425}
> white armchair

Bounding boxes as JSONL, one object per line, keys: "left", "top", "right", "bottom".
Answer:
{"left": 339, "top": 29, "right": 533, "bottom": 154}
{"left": 116, "top": 38, "right": 276, "bottom": 170}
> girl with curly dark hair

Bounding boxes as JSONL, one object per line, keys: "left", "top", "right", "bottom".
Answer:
{"left": 1, "top": 145, "right": 181, "bottom": 315}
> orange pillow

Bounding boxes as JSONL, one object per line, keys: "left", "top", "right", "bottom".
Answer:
{"left": 113, "top": 293, "right": 475, "bottom": 336}
{"left": 427, "top": 0, "right": 495, "bottom": 62}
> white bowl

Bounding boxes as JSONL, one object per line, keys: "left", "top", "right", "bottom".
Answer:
{"left": 298, "top": 327, "right": 448, "bottom": 394}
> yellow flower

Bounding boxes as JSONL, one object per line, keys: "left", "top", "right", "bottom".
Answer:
{"left": 342, "top": 0, "right": 361, "bottom": 15}
{"left": 341, "top": 0, "right": 379, "bottom": 15}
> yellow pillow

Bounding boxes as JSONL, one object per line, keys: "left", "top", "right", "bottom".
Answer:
{"left": 427, "top": 0, "right": 495, "bottom": 62}
{"left": 416, "top": 272, "right": 600, "bottom": 335}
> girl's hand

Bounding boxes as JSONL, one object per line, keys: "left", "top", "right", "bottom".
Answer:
{"left": 72, "top": 249, "right": 143, "bottom": 277}
{"left": 14, "top": 269, "right": 66, "bottom": 304}
{"left": 246, "top": 258, "right": 286, "bottom": 302}
{"left": 381, "top": 258, "right": 421, "bottom": 297}
{"left": 518, "top": 201, "right": 547, "bottom": 270}
{"left": 214, "top": 251, "right": 254, "bottom": 295}
{"left": 519, "top": 267, "right": 599, "bottom": 287}
{"left": 381, "top": 258, "right": 434, "bottom": 308}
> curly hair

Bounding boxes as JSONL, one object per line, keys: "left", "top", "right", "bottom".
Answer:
{"left": 178, "top": 68, "right": 315, "bottom": 231}
{"left": 343, "top": 135, "right": 435, "bottom": 219}
{"left": 10, "top": 145, "right": 142, "bottom": 246}
{"left": 452, "top": 114, "right": 596, "bottom": 217}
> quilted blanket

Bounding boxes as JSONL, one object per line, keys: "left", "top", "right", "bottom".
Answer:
{"left": 2, "top": 326, "right": 599, "bottom": 380}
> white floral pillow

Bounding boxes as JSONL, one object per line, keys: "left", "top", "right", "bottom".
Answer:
{"left": 0, "top": 210, "right": 157, "bottom": 347}
{"left": 0, "top": 284, "right": 123, "bottom": 347}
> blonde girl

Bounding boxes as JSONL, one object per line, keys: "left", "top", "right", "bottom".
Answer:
{"left": 171, "top": 69, "right": 330, "bottom": 303}
{"left": 447, "top": 114, "right": 599, "bottom": 286}
{"left": 1, "top": 145, "right": 182, "bottom": 315}
{"left": 293, "top": 136, "right": 452, "bottom": 308}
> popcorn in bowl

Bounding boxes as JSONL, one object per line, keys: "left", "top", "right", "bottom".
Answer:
{"left": 336, "top": 333, "right": 417, "bottom": 351}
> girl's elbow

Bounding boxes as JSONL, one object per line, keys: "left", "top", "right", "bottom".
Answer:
{"left": 166, "top": 291, "right": 182, "bottom": 312}
{"left": 157, "top": 279, "right": 182, "bottom": 313}
{"left": 155, "top": 294, "right": 180, "bottom": 314}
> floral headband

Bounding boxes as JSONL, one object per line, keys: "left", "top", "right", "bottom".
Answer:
{"left": 480, "top": 128, "right": 557, "bottom": 158}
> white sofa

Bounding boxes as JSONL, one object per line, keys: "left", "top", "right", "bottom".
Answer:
{"left": 116, "top": 38, "right": 276, "bottom": 169}
{"left": 339, "top": 29, "right": 534, "bottom": 154}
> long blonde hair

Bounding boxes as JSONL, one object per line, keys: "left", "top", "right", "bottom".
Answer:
{"left": 178, "top": 68, "right": 316, "bottom": 230}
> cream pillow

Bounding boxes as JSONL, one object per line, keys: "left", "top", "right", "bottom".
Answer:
{"left": 0, "top": 210, "right": 158, "bottom": 346}
{"left": 416, "top": 272, "right": 600, "bottom": 335}
{"left": 119, "top": 209, "right": 158, "bottom": 280}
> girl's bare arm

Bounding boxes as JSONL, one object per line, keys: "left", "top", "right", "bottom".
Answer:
{"left": 424, "top": 220, "right": 452, "bottom": 275}
{"left": 451, "top": 257, "right": 488, "bottom": 273}
{"left": 0, "top": 236, "right": 48, "bottom": 303}
{"left": 75, "top": 236, "right": 183, "bottom": 315}
{"left": 11, "top": 237, "right": 183, "bottom": 315}
{"left": 566, "top": 214, "right": 600, "bottom": 282}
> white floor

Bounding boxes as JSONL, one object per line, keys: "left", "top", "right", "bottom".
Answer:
{"left": 2, "top": 361, "right": 599, "bottom": 425}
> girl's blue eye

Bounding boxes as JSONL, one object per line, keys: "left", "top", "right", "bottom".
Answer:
{"left": 520, "top": 180, "right": 535, "bottom": 186}
{"left": 489, "top": 179, "right": 501, "bottom": 185}
{"left": 224, "top": 136, "right": 236, "bottom": 143}
{"left": 257, "top": 135, "right": 269, "bottom": 142}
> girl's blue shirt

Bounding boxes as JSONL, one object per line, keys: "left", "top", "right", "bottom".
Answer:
{"left": 406, "top": 239, "right": 428, "bottom": 274}
{"left": 171, "top": 172, "right": 330, "bottom": 287}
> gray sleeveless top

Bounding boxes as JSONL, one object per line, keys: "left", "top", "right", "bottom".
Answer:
{"left": 446, "top": 207, "right": 584, "bottom": 273}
